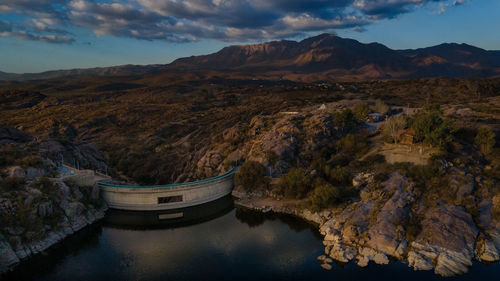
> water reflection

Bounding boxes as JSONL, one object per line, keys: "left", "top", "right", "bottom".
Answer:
{"left": 104, "top": 195, "right": 234, "bottom": 229}
{"left": 3, "top": 224, "right": 103, "bottom": 281}
{"left": 4, "top": 196, "right": 500, "bottom": 281}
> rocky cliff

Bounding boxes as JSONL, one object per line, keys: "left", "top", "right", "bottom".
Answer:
{"left": 0, "top": 127, "right": 109, "bottom": 274}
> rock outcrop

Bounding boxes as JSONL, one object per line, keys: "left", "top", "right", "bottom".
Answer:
{"left": 234, "top": 170, "right": 500, "bottom": 277}
{"left": 0, "top": 178, "right": 107, "bottom": 273}
{"left": 409, "top": 204, "right": 479, "bottom": 277}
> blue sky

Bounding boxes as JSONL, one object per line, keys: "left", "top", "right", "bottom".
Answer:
{"left": 0, "top": 0, "right": 498, "bottom": 73}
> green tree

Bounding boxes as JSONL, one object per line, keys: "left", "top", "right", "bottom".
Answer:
{"left": 278, "top": 168, "right": 312, "bottom": 199}
{"left": 341, "top": 133, "right": 357, "bottom": 151}
{"left": 326, "top": 165, "right": 352, "bottom": 185}
{"left": 235, "top": 161, "right": 268, "bottom": 190}
{"left": 308, "top": 183, "right": 341, "bottom": 212}
{"left": 333, "top": 109, "right": 355, "bottom": 131}
{"left": 475, "top": 125, "right": 496, "bottom": 155}
{"left": 338, "top": 133, "right": 366, "bottom": 152}
{"left": 427, "top": 119, "right": 456, "bottom": 149}
{"left": 353, "top": 102, "right": 370, "bottom": 121}
{"left": 421, "top": 103, "right": 442, "bottom": 114}
{"left": 410, "top": 111, "right": 443, "bottom": 143}
{"left": 373, "top": 99, "right": 390, "bottom": 115}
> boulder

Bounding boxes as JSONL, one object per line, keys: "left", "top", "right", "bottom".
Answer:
{"left": 320, "top": 263, "right": 332, "bottom": 270}
{"left": 356, "top": 247, "right": 389, "bottom": 266}
{"left": 327, "top": 243, "right": 357, "bottom": 263}
{"left": 475, "top": 234, "right": 499, "bottom": 262}
{"left": 317, "top": 255, "right": 327, "bottom": 262}
{"left": 435, "top": 251, "right": 472, "bottom": 277}
{"left": 374, "top": 252, "right": 390, "bottom": 264}
{"left": 407, "top": 250, "right": 433, "bottom": 271}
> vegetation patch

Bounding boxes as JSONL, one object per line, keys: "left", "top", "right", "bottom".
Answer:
{"left": 235, "top": 161, "right": 268, "bottom": 190}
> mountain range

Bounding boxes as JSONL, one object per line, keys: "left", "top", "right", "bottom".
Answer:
{"left": 2, "top": 34, "right": 500, "bottom": 82}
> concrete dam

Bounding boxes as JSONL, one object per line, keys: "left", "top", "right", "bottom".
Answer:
{"left": 98, "top": 169, "right": 235, "bottom": 211}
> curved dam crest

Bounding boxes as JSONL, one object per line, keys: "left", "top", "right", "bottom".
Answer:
{"left": 98, "top": 169, "right": 235, "bottom": 211}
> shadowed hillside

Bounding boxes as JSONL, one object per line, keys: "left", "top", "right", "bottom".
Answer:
{"left": 1, "top": 77, "right": 499, "bottom": 184}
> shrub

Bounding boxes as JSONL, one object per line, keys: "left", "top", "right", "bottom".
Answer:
{"left": 34, "top": 177, "right": 58, "bottom": 197}
{"left": 397, "top": 160, "right": 450, "bottom": 203}
{"left": 235, "top": 161, "right": 268, "bottom": 190}
{"left": 0, "top": 177, "right": 26, "bottom": 192}
{"left": 223, "top": 159, "right": 237, "bottom": 171}
{"left": 278, "top": 168, "right": 312, "bottom": 199}
{"left": 353, "top": 102, "right": 370, "bottom": 121}
{"left": 340, "top": 133, "right": 357, "bottom": 152}
{"left": 475, "top": 125, "right": 496, "bottom": 155}
{"left": 16, "top": 155, "right": 43, "bottom": 169}
{"left": 338, "top": 133, "right": 369, "bottom": 155}
{"left": 421, "top": 103, "right": 442, "bottom": 114}
{"left": 362, "top": 154, "right": 386, "bottom": 166}
{"left": 0, "top": 144, "right": 27, "bottom": 168}
{"left": 405, "top": 214, "right": 422, "bottom": 241}
{"left": 308, "top": 183, "right": 341, "bottom": 212}
{"left": 266, "top": 150, "right": 280, "bottom": 165}
{"left": 373, "top": 99, "right": 389, "bottom": 115}
{"left": 326, "top": 165, "right": 352, "bottom": 186}
{"left": 329, "top": 153, "right": 352, "bottom": 167}
{"left": 15, "top": 196, "right": 44, "bottom": 241}
{"left": 492, "top": 195, "right": 500, "bottom": 221}
{"left": 333, "top": 109, "right": 355, "bottom": 131}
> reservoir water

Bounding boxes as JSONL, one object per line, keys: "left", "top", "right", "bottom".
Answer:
{"left": 4, "top": 196, "right": 500, "bottom": 281}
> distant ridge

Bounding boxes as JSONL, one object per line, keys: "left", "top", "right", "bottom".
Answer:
{"left": 2, "top": 34, "right": 500, "bottom": 81}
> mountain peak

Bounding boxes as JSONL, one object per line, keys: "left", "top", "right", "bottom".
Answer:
{"left": 2, "top": 34, "right": 499, "bottom": 81}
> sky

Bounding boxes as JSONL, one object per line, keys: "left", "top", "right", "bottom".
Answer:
{"left": 0, "top": 0, "right": 498, "bottom": 74}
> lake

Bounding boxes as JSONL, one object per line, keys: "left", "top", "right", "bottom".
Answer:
{"left": 3, "top": 196, "right": 500, "bottom": 281}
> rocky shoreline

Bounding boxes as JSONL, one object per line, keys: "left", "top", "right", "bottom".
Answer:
{"left": 232, "top": 172, "right": 500, "bottom": 277}
{"left": 0, "top": 178, "right": 108, "bottom": 274}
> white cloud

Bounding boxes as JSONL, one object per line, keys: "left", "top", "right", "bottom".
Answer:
{"left": 0, "top": 0, "right": 467, "bottom": 43}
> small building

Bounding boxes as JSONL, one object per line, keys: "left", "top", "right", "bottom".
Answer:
{"left": 396, "top": 129, "right": 415, "bottom": 145}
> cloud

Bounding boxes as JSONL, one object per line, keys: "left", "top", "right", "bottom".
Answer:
{"left": 0, "top": 19, "right": 74, "bottom": 44}
{"left": 0, "top": 30, "right": 74, "bottom": 43}
{"left": 0, "top": 0, "right": 466, "bottom": 43}
{"left": 453, "top": 0, "right": 466, "bottom": 6}
{"left": 436, "top": 0, "right": 466, "bottom": 14}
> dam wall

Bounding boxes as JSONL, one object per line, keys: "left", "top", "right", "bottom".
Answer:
{"left": 98, "top": 169, "right": 234, "bottom": 211}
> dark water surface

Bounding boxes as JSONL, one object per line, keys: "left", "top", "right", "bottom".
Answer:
{"left": 4, "top": 196, "right": 500, "bottom": 281}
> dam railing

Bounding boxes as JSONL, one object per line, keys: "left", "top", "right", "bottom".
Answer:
{"left": 98, "top": 168, "right": 235, "bottom": 189}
